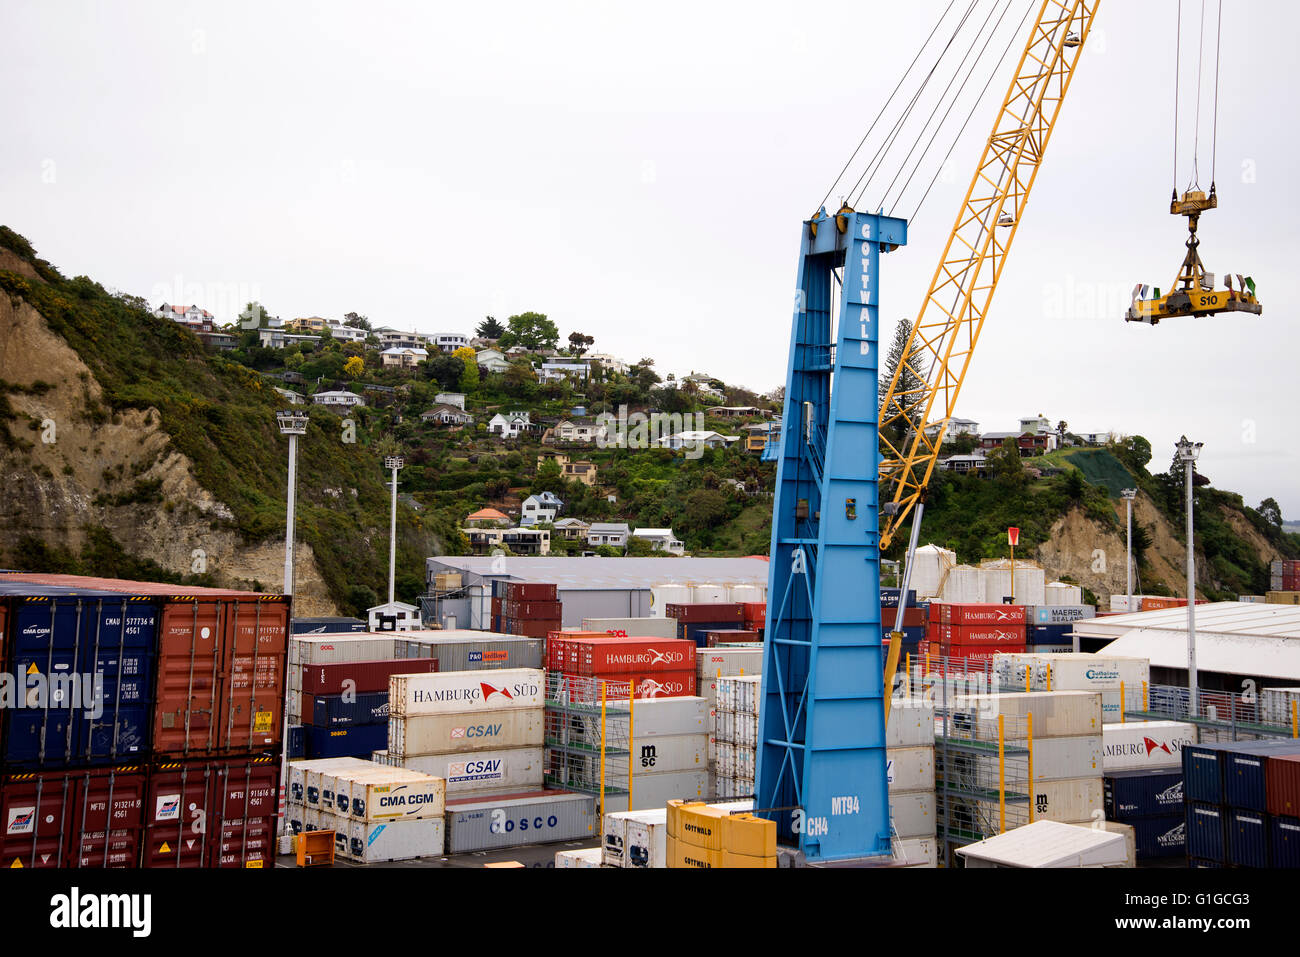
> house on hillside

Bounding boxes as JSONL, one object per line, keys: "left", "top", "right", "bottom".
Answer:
{"left": 488, "top": 411, "right": 532, "bottom": 438}
{"left": 520, "top": 492, "right": 564, "bottom": 526}
{"left": 940, "top": 452, "right": 988, "bottom": 474}
{"left": 464, "top": 526, "right": 550, "bottom": 556}
{"left": 705, "top": 406, "right": 767, "bottom": 419}
{"left": 274, "top": 386, "right": 304, "bottom": 405}
{"left": 562, "top": 459, "right": 597, "bottom": 486}
{"left": 420, "top": 404, "right": 473, "bottom": 426}
{"left": 431, "top": 333, "right": 469, "bottom": 353}
{"left": 980, "top": 431, "right": 1054, "bottom": 457}
{"left": 632, "top": 527, "right": 685, "bottom": 556}
{"left": 587, "top": 522, "right": 630, "bottom": 549}
{"left": 539, "top": 359, "right": 590, "bottom": 383}
{"left": 435, "top": 392, "right": 466, "bottom": 410}
{"left": 657, "top": 430, "right": 738, "bottom": 451}
{"left": 375, "top": 328, "right": 429, "bottom": 350}
{"left": 681, "top": 373, "right": 725, "bottom": 400}
{"left": 1019, "top": 414, "right": 1053, "bottom": 435}
{"left": 553, "top": 419, "right": 607, "bottom": 445}
{"left": 924, "top": 417, "right": 981, "bottom": 439}
{"left": 465, "top": 507, "right": 512, "bottom": 528}
{"left": 476, "top": 348, "right": 509, "bottom": 373}
{"left": 553, "top": 518, "right": 590, "bottom": 541}
{"left": 312, "top": 390, "right": 365, "bottom": 409}
{"left": 380, "top": 346, "right": 429, "bottom": 369}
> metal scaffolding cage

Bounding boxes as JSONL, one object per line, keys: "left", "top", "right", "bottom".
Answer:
{"left": 543, "top": 673, "right": 634, "bottom": 812}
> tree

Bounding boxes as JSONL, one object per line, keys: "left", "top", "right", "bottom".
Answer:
{"left": 879, "top": 318, "right": 925, "bottom": 428}
{"left": 628, "top": 360, "right": 661, "bottom": 394}
{"left": 343, "top": 312, "right": 372, "bottom": 331}
{"left": 989, "top": 438, "right": 1028, "bottom": 489}
{"left": 343, "top": 356, "right": 365, "bottom": 378}
{"left": 477, "top": 316, "right": 505, "bottom": 339}
{"left": 498, "top": 312, "right": 560, "bottom": 351}
{"left": 452, "top": 346, "right": 479, "bottom": 393}
{"left": 567, "top": 331, "right": 595, "bottom": 357}
{"left": 1259, "top": 498, "right": 1283, "bottom": 529}
{"left": 1113, "top": 434, "right": 1153, "bottom": 474}
{"left": 424, "top": 354, "right": 464, "bottom": 391}
{"left": 680, "top": 488, "right": 730, "bottom": 533}
{"left": 504, "top": 360, "right": 538, "bottom": 399}
{"left": 533, "top": 457, "right": 564, "bottom": 495}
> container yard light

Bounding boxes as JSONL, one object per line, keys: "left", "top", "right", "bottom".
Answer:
{"left": 384, "top": 455, "right": 404, "bottom": 606}
{"left": 1121, "top": 488, "right": 1137, "bottom": 612}
{"left": 277, "top": 410, "right": 310, "bottom": 596}
{"left": 1173, "top": 436, "right": 1203, "bottom": 716}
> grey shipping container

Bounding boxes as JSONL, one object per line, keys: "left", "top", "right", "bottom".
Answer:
{"left": 444, "top": 790, "right": 597, "bottom": 852}
{"left": 395, "top": 632, "right": 544, "bottom": 671}
{"left": 290, "top": 634, "right": 403, "bottom": 667}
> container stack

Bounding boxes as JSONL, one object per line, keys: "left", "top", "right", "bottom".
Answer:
{"left": 927, "top": 603, "right": 1027, "bottom": 667}
{"left": 994, "top": 652, "right": 1151, "bottom": 725}
{"left": 713, "top": 675, "right": 761, "bottom": 800}
{"left": 603, "top": 807, "right": 668, "bottom": 867}
{"left": 288, "top": 633, "right": 401, "bottom": 730}
{"left": 298, "top": 657, "right": 438, "bottom": 760}
{"left": 889, "top": 700, "right": 938, "bottom": 867}
{"left": 740, "top": 602, "right": 767, "bottom": 637}
{"left": 1024, "top": 604, "right": 1095, "bottom": 652}
{"left": 494, "top": 582, "right": 561, "bottom": 638}
{"left": 395, "top": 631, "right": 544, "bottom": 670}
{"left": 1104, "top": 767, "right": 1188, "bottom": 861}
{"left": 289, "top": 758, "right": 447, "bottom": 863}
{"left": 582, "top": 617, "right": 679, "bottom": 639}
{"left": 556, "top": 635, "right": 698, "bottom": 699}
{"left": 666, "top": 799, "right": 776, "bottom": 867}
{"left": 698, "top": 646, "right": 763, "bottom": 792}
{"left": 1271, "top": 560, "right": 1300, "bottom": 594}
{"left": 664, "top": 602, "right": 746, "bottom": 645}
{"left": 1183, "top": 739, "right": 1300, "bottom": 868}
{"left": 882, "top": 588, "right": 928, "bottom": 656}
{"left": 0, "top": 572, "right": 290, "bottom": 869}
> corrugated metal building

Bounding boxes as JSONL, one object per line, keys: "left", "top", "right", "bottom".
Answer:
{"left": 423, "top": 556, "right": 770, "bottom": 630}
{"left": 1079, "top": 602, "right": 1300, "bottom": 690}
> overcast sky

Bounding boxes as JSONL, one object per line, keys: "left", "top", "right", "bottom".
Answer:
{"left": 3, "top": 1, "right": 1297, "bottom": 515}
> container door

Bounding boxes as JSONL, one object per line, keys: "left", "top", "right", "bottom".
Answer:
{"left": 143, "top": 762, "right": 213, "bottom": 867}
{"left": 0, "top": 772, "right": 74, "bottom": 868}
{"left": 218, "top": 597, "right": 288, "bottom": 753}
{"left": 154, "top": 600, "right": 225, "bottom": 757}
{"left": 5, "top": 598, "right": 85, "bottom": 768}
{"left": 208, "top": 757, "right": 280, "bottom": 868}
{"left": 66, "top": 766, "right": 147, "bottom": 868}
{"left": 78, "top": 597, "right": 157, "bottom": 765}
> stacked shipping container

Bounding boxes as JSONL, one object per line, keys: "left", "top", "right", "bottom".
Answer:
{"left": 1183, "top": 739, "right": 1300, "bottom": 867}
{"left": 494, "top": 581, "right": 561, "bottom": 638}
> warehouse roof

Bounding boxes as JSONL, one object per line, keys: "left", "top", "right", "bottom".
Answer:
{"left": 426, "top": 556, "right": 770, "bottom": 591}
{"left": 1081, "top": 602, "right": 1300, "bottom": 681}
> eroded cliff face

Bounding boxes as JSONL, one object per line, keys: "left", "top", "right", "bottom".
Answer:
{"left": 0, "top": 290, "right": 337, "bottom": 615}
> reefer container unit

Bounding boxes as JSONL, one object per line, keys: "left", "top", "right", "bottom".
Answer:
{"left": 389, "top": 709, "right": 545, "bottom": 756}
{"left": 603, "top": 808, "right": 669, "bottom": 867}
{"left": 1261, "top": 688, "right": 1300, "bottom": 728}
{"left": 346, "top": 816, "right": 445, "bottom": 863}
{"left": 389, "top": 668, "right": 545, "bottom": 716}
{"left": 951, "top": 691, "right": 1103, "bottom": 739}
{"left": 1104, "top": 768, "right": 1184, "bottom": 819}
{"left": 0, "top": 588, "right": 158, "bottom": 768}
{"left": 602, "top": 769, "right": 711, "bottom": 814}
{"left": 287, "top": 757, "right": 371, "bottom": 806}
{"left": 0, "top": 764, "right": 147, "bottom": 868}
{"left": 301, "top": 658, "right": 439, "bottom": 696}
{"left": 582, "top": 617, "right": 679, "bottom": 640}
{"left": 327, "top": 766, "right": 445, "bottom": 822}
{"left": 931, "top": 623, "right": 1026, "bottom": 646}
{"left": 1027, "top": 735, "right": 1103, "bottom": 782}
{"left": 1102, "top": 721, "right": 1197, "bottom": 772}
{"left": 290, "top": 635, "right": 400, "bottom": 668}
{"left": 375, "top": 746, "right": 544, "bottom": 794}
{"left": 696, "top": 647, "right": 763, "bottom": 679}
{"left": 934, "top": 603, "right": 1027, "bottom": 626}
{"left": 443, "top": 789, "right": 596, "bottom": 852}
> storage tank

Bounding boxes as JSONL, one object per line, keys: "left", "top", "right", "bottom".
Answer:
{"left": 1015, "top": 567, "right": 1047, "bottom": 606}
{"left": 1046, "top": 581, "right": 1083, "bottom": 605}
{"left": 983, "top": 568, "right": 1014, "bottom": 604}
{"left": 730, "top": 584, "right": 764, "bottom": 605}
{"left": 940, "top": 565, "right": 985, "bottom": 604}
{"left": 651, "top": 584, "right": 693, "bottom": 617}
{"left": 910, "top": 544, "right": 957, "bottom": 599}
{"left": 692, "top": 583, "right": 729, "bottom": 604}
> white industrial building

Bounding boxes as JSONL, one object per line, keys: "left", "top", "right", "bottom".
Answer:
{"left": 423, "top": 555, "right": 769, "bottom": 630}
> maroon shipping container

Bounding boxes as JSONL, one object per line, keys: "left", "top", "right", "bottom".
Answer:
{"left": 300, "top": 658, "right": 439, "bottom": 696}
{"left": 567, "top": 637, "right": 696, "bottom": 676}
{"left": 507, "top": 618, "right": 561, "bottom": 639}
{"left": 142, "top": 756, "right": 279, "bottom": 867}
{"left": 935, "top": 603, "right": 1027, "bottom": 626}
{"left": 932, "top": 623, "right": 1027, "bottom": 645}
{"left": 0, "top": 597, "right": 7, "bottom": 680}
{"left": 664, "top": 603, "right": 745, "bottom": 623}
{"left": 1267, "top": 753, "right": 1300, "bottom": 819}
{"left": 1, "top": 765, "right": 147, "bottom": 868}
{"left": 491, "top": 596, "right": 503, "bottom": 616}
{"left": 504, "top": 599, "right": 562, "bottom": 620}
{"left": 504, "top": 582, "right": 557, "bottom": 602}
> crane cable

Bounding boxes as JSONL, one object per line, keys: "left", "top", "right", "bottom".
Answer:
{"left": 1211, "top": 0, "right": 1222, "bottom": 187}
{"left": 1188, "top": 0, "right": 1207, "bottom": 191}
{"left": 817, "top": 0, "right": 959, "bottom": 214}
{"left": 1173, "top": 0, "right": 1181, "bottom": 197}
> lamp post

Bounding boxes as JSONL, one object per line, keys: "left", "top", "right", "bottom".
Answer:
{"left": 1174, "top": 436, "right": 1203, "bottom": 716}
{"left": 276, "top": 410, "right": 310, "bottom": 596}
{"left": 384, "top": 455, "right": 404, "bottom": 606}
{"left": 1121, "top": 488, "right": 1137, "bottom": 612}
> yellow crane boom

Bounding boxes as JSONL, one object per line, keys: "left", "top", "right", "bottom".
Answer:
{"left": 878, "top": 0, "right": 1100, "bottom": 550}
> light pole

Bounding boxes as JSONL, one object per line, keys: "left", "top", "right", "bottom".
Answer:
{"left": 277, "top": 410, "right": 309, "bottom": 596}
{"left": 1121, "top": 488, "right": 1137, "bottom": 612}
{"left": 384, "top": 455, "right": 404, "bottom": 606}
{"left": 1174, "top": 436, "right": 1203, "bottom": 716}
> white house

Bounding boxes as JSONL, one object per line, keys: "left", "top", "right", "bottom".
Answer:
{"left": 324, "top": 320, "right": 368, "bottom": 343}
{"left": 587, "top": 522, "right": 630, "bottom": 548}
{"left": 273, "top": 386, "right": 303, "bottom": 405}
{"left": 657, "top": 430, "right": 738, "bottom": 451}
{"left": 584, "top": 353, "right": 628, "bottom": 375}
{"left": 1080, "top": 431, "right": 1111, "bottom": 446}
{"left": 539, "top": 360, "right": 590, "bottom": 383}
{"left": 476, "top": 348, "right": 509, "bottom": 373}
{"left": 431, "top": 332, "right": 470, "bottom": 353}
{"left": 258, "top": 329, "right": 321, "bottom": 349}
{"left": 925, "top": 417, "right": 981, "bottom": 439}
{"left": 312, "top": 390, "right": 366, "bottom": 409}
{"left": 553, "top": 517, "right": 590, "bottom": 540}
{"left": 681, "top": 373, "right": 725, "bottom": 399}
{"left": 553, "top": 419, "right": 607, "bottom": 444}
{"left": 420, "top": 404, "right": 473, "bottom": 426}
{"left": 380, "top": 346, "right": 429, "bottom": 368}
{"left": 155, "top": 303, "right": 214, "bottom": 326}
{"left": 488, "top": 411, "right": 532, "bottom": 438}
{"left": 1019, "top": 414, "right": 1053, "bottom": 435}
{"left": 632, "top": 528, "right": 685, "bottom": 556}
{"left": 520, "top": 491, "right": 564, "bottom": 526}
{"left": 435, "top": 392, "right": 466, "bottom": 410}
{"left": 367, "top": 601, "right": 421, "bottom": 632}
{"left": 375, "top": 328, "right": 429, "bottom": 350}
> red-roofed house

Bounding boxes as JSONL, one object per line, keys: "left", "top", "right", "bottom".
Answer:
{"left": 465, "top": 507, "right": 512, "bottom": 528}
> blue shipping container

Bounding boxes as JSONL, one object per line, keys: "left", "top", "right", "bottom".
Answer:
{"left": 1026, "top": 623, "right": 1073, "bottom": 646}
{"left": 880, "top": 589, "right": 917, "bottom": 609}
{"left": 2, "top": 589, "right": 158, "bottom": 768}
{"left": 1183, "top": 744, "right": 1229, "bottom": 805}
{"left": 1271, "top": 815, "right": 1300, "bottom": 869}
{"left": 1128, "top": 814, "right": 1186, "bottom": 858}
{"left": 290, "top": 617, "right": 368, "bottom": 635}
{"left": 1105, "top": 768, "right": 1184, "bottom": 819}
{"left": 1228, "top": 808, "right": 1270, "bottom": 868}
{"left": 308, "top": 692, "right": 389, "bottom": 728}
{"left": 1224, "top": 741, "right": 1300, "bottom": 811}
{"left": 305, "top": 723, "right": 388, "bottom": 759}
{"left": 287, "top": 725, "right": 306, "bottom": 760}
{"left": 1186, "top": 802, "right": 1227, "bottom": 862}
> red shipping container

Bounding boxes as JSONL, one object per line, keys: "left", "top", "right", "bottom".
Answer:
{"left": 142, "top": 759, "right": 216, "bottom": 867}
{"left": 568, "top": 637, "right": 696, "bottom": 675}
{"left": 628, "top": 670, "right": 696, "bottom": 698}
{"left": 0, "top": 766, "right": 147, "bottom": 868}
{"left": 142, "top": 756, "right": 279, "bottom": 867}
{"left": 741, "top": 602, "right": 767, "bottom": 627}
{"left": 505, "top": 599, "right": 562, "bottom": 620}
{"left": 546, "top": 631, "right": 603, "bottom": 671}
{"left": 932, "top": 623, "right": 1027, "bottom": 645}
{"left": 939, "top": 642, "right": 1026, "bottom": 667}
{"left": 1267, "top": 753, "right": 1300, "bottom": 819}
{"left": 508, "top": 618, "right": 561, "bottom": 639}
{"left": 664, "top": 603, "right": 745, "bottom": 623}
{"left": 300, "top": 658, "right": 439, "bottom": 696}
{"left": 937, "top": 603, "right": 1026, "bottom": 626}
{"left": 505, "top": 582, "right": 557, "bottom": 602}
{"left": 0, "top": 598, "right": 7, "bottom": 680}
{"left": 491, "top": 596, "right": 503, "bottom": 616}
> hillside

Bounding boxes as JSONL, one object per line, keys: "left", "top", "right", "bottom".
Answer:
{"left": 2, "top": 226, "right": 1294, "bottom": 613}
